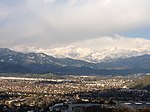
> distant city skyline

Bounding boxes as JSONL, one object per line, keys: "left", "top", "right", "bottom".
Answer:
{"left": 0, "top": 0, "right": 150, "bottom": 51}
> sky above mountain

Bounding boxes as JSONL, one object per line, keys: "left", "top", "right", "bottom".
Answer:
{"left": 0, "top": 0, "right": 150, "bottom": 50}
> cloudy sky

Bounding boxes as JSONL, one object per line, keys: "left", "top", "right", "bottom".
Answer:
{"left": 0, "top": 0, "right": 150, "bottom": 51}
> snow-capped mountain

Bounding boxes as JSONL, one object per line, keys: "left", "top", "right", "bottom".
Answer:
{"left": 0, "top": 48, "right": 150, "bottom": 75}
{"left": 49, "top": 46, "right": 144, "bottom": 63}
{"left": 16, "top": 46, "right": 150, "bottom": 63}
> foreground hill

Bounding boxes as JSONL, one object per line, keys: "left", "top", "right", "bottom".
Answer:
{"left": 0, "top": 48, "right": 150, "bottom": 75}
{"left": 129, "top": 75, "right": 150, "bottom": 91}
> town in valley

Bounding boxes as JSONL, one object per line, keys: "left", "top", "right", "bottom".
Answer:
{"left": 0, "top": 73, "right": 150, "bottom": 112}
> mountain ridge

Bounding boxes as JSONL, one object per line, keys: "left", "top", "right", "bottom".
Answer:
{"left": 0, "top": 48, "right": 150, "bottom": 75}
{"left": 15, "top": 46, "right": 150, "bottom": 63}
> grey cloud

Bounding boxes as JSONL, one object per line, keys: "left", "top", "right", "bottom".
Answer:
{"left": 0, "top": 0, "right": 150, "bottom": 48}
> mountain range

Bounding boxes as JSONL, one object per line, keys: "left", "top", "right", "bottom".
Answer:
{"left": 17, "top": 46, "right": 150, "bottom": 63}
{"left": 0, "top": 48, "right": 150, "bottom": 75}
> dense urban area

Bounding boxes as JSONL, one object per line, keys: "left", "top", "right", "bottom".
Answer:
{"left": 0, "top": 73, "right": 150, "bottom": 112}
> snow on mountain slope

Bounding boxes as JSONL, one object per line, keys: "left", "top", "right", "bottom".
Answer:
{"left": 13, "top": 45, "right": 150, "bottom": 63}
{"left": 49, "top": 46, "right": 150, "bottom": 63}
{"left": 12, "top": 36, "right": 150, "bottom": 63}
